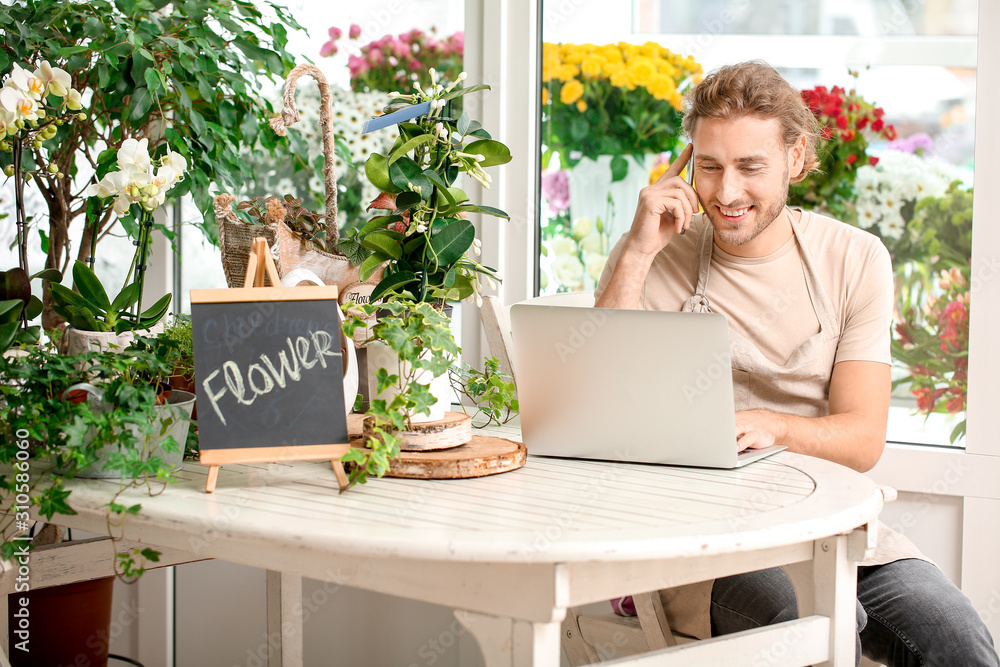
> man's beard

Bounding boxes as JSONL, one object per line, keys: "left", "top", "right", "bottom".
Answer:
{"left": 702, "top": 165, "right": 789, "bottom": 248}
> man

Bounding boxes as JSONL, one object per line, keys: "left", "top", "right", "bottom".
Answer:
{"left": 595, "top": 60, "right": 997, "bottom": 666}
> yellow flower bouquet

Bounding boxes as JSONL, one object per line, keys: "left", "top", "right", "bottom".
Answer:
{"left": 541, "top": 41, "right": 702, "bottom": 179}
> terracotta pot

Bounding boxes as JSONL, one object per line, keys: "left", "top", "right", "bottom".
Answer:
{"left": 8, "top": 576, "right": 114, "bottom": 667}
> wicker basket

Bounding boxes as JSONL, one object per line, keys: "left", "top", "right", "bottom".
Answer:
{"left": 215, "top": 63, "right": 381, "bottom": 294}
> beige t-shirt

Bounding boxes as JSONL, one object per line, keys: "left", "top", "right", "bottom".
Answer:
{"left": 596, "top": 209, "right": 894, "bottom": 369}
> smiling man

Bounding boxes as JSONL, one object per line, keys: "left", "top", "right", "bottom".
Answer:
{"left": 595, "top": 61, "right": 998, "bottom": 666}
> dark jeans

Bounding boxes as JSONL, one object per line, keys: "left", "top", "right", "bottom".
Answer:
{"left": 710, "top": 559, "right": 999, "bottom": 666}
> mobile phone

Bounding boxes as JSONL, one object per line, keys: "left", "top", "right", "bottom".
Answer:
{"left": 681, "top": 148, "right": 694, "bottom": 235}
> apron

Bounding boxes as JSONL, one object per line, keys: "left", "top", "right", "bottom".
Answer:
{"left": 682, "top": 208, "right": 836, "bottom": 417}
{"left": 654, "top": 209, "right": 927, "bottom": 640}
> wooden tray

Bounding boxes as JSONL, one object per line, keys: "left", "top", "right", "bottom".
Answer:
{"left": 347, "top": 413, "right": 526, "bottom": 479}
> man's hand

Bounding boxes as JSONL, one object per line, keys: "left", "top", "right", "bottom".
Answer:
{"left": 730, "top": 362, "right": 890, "bottom": 471}
{"left": 735, "top": 410, "right": 779, "bottom": 452}
{"left": 595, "top": 144, "right": 698, "bottom": 310}
{"left": 623, "top": 143, "right": 699, "bottom": 262}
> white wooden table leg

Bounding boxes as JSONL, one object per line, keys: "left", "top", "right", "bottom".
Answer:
{"left": 266, "top": 570, "right": 303, "bottom": 667}
{"left": 455, "top": 609, "right": 562, "bottom": 667}
{"left": 786, "top": 536, "right": 857, "bottom": 667}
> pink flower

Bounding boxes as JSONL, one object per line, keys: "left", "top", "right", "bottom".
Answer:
{"left": 368, "top": 49, "right": 384, "bottom": 65}
{"left": 408, "top": 59, "right": 421, "bottom": 71}
{"left": 319, "top": 41, "right": 338, "bottom": 58}
{"left": 541, "top": 170, "right": 570, "bottom": 213}
{"left": 328, "top": 26, "right": 342, "bottom": 40}
{"left": 349, "top": 24, "right": 362, "bottom": 39}
{"left": 348, "top": 55, "right": 367, "bottom": 78}
{"left": 391, "top": 38, "right": 411, "bottom": 59}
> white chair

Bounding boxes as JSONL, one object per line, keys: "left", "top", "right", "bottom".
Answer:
{"left": 478, "top": 291, "right": 596, "bottom": 381}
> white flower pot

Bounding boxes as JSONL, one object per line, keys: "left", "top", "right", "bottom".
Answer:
{"left": 70, "top": 387, "right": 196, "bottom": 479}
{"left": 366, "top": 342, "right": 450, "bottom": 424}
{"left": 63, "top": 322, "right": 166, "bottom": 356}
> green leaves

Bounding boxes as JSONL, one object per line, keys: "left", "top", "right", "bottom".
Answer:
{"left": 389, "top": 157, "right": 432, "bottom": 197}
{"left": 365, "top": 154, "right": 398, "bottom": 194}
{"left": 427, "top": 220, "right": 475, "bottom": 269}
{"left": 464, "top": 139, "right": 512, "bottom": 167}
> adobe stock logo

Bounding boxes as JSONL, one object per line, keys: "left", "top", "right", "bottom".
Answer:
{"left": 682, "top": 350, "right": 733, "bottom": 404}
{"left": 555, "top": 309, "right": 608, "bottom": 362}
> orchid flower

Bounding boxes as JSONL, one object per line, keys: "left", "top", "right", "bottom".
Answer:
{"left": 117, "top": 138, "right": 152, "bottom": 173}
{"left": 0, "top": 109, "right": 15, "bottom": 140}
{"left": 64, "top": 88, "right": 84, "bottom": 111}
{"left": 33, "top": 61, "right": 71, "bottom": 97}
{"left": 0, "top": 86, "right": 38, "bottom": 121}
{"left": 6, "top": 63, "right": 44, "bottom": 100}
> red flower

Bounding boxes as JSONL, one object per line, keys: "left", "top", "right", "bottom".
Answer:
{"left": 872, "top": 118, "right": 885, "bottom": 132}
{"left": 868, "top": 156, "right": 879, "bottom": 166}
{"left": 846, "top": 153, "right": 858, "bottom": 165}
{"left": 914, "top": 387, "right": 937, "bottom": 412}
{"left": 820, "top": 127, "right": 834, "bottom": 140}
{"left": 946, "top": 395, "right": 965, "bottom": 414}
{"left": 840, "top": 129, "right": 856, "bottom": 142}
{"left": 856, "top": 116, "right": 869, "bottom": 129}
{"left": 836, "top": 115, "right": 848, "bottom": 129}
{"left": 885, "top": 125, "right": 898, "bottom": 141}
{"left": 874, "top": 107, "right": 885, "bottom": 119}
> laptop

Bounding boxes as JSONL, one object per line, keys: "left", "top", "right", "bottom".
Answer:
{"left": 509, "top": 303, "right": 785, "bottom": 468}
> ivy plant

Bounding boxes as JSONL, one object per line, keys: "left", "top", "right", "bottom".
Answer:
{"left": 0, "top": 0, "right": 303, "bottom": 328}
{"left": 449, "top": 357, "right": 518, "bottom": 428}
{"left": 0, "top": 336, "right": 187, "bottom": 578}
{"left": 341, "top": 297, "right": 460, "bottom": 487}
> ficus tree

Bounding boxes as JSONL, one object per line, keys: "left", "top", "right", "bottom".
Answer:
{"left": 0, "top": 0, "right": 304, "bottom": 328}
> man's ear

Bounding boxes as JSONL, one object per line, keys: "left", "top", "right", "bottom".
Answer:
{"left": 789, "top": 134, "right": 806, "bottom": 178}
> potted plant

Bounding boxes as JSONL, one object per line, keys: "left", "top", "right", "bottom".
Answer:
{"left": 342, "top": 297, "right": 460, "bottom": 486}
{"left": 345, "top": 68, "right": 510, "bottom": 305}
{"left": 0, "top": 0, "right": 304, "bottom": 330}
{"left": 48, "top": 138, "right": 184, "bottom": 353}
{"left": 0, "top": 336, "right": 192, "bottom": 574}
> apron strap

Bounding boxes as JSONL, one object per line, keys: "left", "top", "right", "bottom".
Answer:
{"left": 683, "top": 221, "right": 716, "bottom": 313}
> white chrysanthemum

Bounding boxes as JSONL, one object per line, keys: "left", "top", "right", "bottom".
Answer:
{"left": 854, "top": 198, "right": 881, "bottom": 230}
{"left": 877, "top": 209, "right": 906, "bottom": 240}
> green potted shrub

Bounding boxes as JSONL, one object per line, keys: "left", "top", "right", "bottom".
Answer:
{"left": 345, "top": 69, "right": 510, "bottom": 305}
{"left": 0, "top": 0, "right": 303, "bottom": 329}
{"left": 0, "top": 336, "right": 192, "bottom": 574}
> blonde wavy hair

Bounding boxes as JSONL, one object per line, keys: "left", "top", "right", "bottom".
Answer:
{"left": 682, "top": 61, "right": 820, "bottom": 183}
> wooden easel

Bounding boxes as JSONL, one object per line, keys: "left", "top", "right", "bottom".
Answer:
{"left": 199, "top": 237, "right": 351, "bottom": 493}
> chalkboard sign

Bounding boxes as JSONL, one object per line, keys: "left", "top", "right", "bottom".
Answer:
{"left": 190, "top": 283, "right": 351, "bottom": 492}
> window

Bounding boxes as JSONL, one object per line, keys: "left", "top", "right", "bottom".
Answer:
{"left": 537, "top": 0, "right": 977, "bottom": 447}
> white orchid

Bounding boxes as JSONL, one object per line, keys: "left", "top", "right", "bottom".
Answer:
{"left": 33, "top": 61, "right": 71, "bottom": 97}
{"left": 6, "top": 63, "right": 44, "bottom": 100}
{"left": 117, "top": 138, "right": 152, "bottom": 173}
{"left": 0, "top": 85, "right": 38, "bottom": 122}
{"left": 64, "top": 88, "right": 84, "bottom": 111}
{"left": 86, "top": 139, "right": 186, "bottom": 215}
{"left": 0, "top": 109, "right": 15, "bottom": 140}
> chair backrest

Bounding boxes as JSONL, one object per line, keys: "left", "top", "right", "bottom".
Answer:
{"left": 478, "top": 291, "right": 596, "bottom": 382}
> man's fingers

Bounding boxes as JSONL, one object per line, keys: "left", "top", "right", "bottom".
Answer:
{"left": 656, "top": 142, "right": 693, "bottom": 183}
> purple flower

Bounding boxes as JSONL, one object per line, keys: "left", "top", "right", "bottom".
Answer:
{"left": 886, "top": 132, "right": 934, "bottom": 155}
{"left": 541, "top": 170, "right": 570, "bottom": 213}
